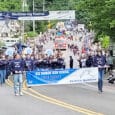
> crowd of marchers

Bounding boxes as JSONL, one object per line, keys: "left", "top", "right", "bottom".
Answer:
{"left": 0, "top": 20, "right": 114, "bottom": 95}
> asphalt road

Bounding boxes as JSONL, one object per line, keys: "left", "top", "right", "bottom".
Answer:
{"left": 0, "top": 79, "right": 115, "bottom": 115}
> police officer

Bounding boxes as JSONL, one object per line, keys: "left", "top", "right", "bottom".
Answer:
{"left": 93, "top": 50, "right": 106, "bottom": 93}
{"left": 11, "top": 54, "right": 24, "bottom": 96}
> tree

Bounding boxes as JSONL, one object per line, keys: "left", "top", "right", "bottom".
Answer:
{"left": 75, "top": 0, "right": 115, "bottom": 41}
{"left": 0, "top": 0, "right": 22, "bottom": 11}
{"left": 26, "top": 31, "right": 38, "bottom": 38}
{"left": 98, "top": 35, "right": 110, "bottom": 49}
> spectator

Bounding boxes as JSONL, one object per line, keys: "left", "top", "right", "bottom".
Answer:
{"left": 106, "top": 53, "right": 114, "bottom": 77}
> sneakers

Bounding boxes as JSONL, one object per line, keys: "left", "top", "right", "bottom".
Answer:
{"left": 15, "top": 92, "right": 23, "bottom": 96}
{"left": 15, "top": 93, "right": 19, "bottom": 96}
{"left": 19, "top": 92, "right": 23, "bottom": 96}
{"left": 98, "top": 90, "right": 103, "bottom": 94}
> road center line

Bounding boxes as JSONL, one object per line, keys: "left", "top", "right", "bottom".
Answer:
{"left": 6, "top": 79, "right": 104, "bottom": 115}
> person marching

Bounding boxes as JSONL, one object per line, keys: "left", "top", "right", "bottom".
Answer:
{"left": 24, "top": 54, "right": 34, "bottom": 71}
{"left": 11, "top": 54, "right": 24, "bottom": 96}
{"left": 0, "top": 55, "right": 8, "bottom": 85}
{"left": 69, "top": 56, "right": 73, "bottom": 69}
{"left": 93, "top": 50, "right": 106, "bottom": 93}
{"left": 6, "top": 56, "right": 13, "bottom": 80}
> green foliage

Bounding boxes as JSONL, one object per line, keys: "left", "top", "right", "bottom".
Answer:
{"left": 110, "top": 20, "right": 115, "bottom": 28}
{"left": 26, "top": 31, "right": 38, "bottom": 38}
{"left": 75, "top": 0, "right": 115, "bottom": 41}
{"left": 98, "top": 35, "right": 110, "bottom": 49}
{"left": 0, "top": 0, "right": 22, "bottom": 11}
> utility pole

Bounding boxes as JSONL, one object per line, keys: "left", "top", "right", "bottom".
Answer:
{"left": 22, "top": 0, "right": 28, "bottom": 42}
{"left": 33, "top": 0, "right": 35, "bottom": 32}
{"left": 22, "top": 0, "right": 25, "bottom": 43}
{"left": 43, "top": 0, "right": 45, "bottom": 12}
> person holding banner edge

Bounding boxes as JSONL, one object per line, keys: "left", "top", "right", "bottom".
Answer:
{"left": 93, "top": 50, "right": 107, "bottom": 93}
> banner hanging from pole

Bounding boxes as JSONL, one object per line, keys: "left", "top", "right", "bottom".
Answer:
{"left": 18, "top": 10, "right": 75, "bottom": 20}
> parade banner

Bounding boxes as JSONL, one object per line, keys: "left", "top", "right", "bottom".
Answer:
{"left": 26, "top": 67, "right": 98, "bottom": 86}
{"left": 0, "top": 11, "right": 49, "bottom": 20}
{"left": 18, "top": 10, "right": 75, "bottom": 20}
